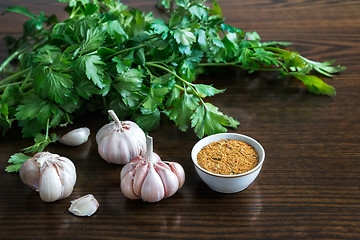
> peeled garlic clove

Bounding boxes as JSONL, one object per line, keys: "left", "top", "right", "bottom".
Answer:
{"left": 155, "top": 164, "right": 179, "bottom": 198}
{"left": 167, "top": 161, "right": 186, "bottom": 189}
{"left": 69, "top": 194, "right": 99, "bottom": 217}
{"left": 19, "top": 157, "right": 40, "bottom": 190}
{"left": 59, "top": 127, "right": 90, "bottom": 146}
{"left": 140, "top": 163, "right": 164, "bottom": 202}
{"left": 121, "top": 170, "right": 139, "bottom": 200}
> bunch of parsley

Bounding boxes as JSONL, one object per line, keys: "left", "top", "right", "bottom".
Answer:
{"left": 1, "top": 0, "right": 344, "bottom": 171}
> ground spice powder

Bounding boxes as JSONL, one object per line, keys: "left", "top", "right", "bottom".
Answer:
{"left": 197, "top": 139, "right": 259, "bottom": 175}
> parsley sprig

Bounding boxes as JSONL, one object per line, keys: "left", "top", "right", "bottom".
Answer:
{"left": 1, "top": 0, "right": 345, "bottom": 171}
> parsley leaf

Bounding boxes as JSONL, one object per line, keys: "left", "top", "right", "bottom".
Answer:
{"left": 143, "top": 86, "right": 169, "bottom": 110}
{"left": 151, "top": 19, "right": 170, "bottom": 40}
{"left": 75, "top": 54, "right": 106, "bottom": 89}
{"left": 191, "top": 102, "right": 239, "bottom": 138}
{"left": 5, "top": 153, "right": 31, "bottom": 172}
{"left": 167, "top": 90, "right": 199, "bottom": 132}
{"left": 290, "top": 73, "right": 336, "bottom": 96}
{"left": 80, "top": 27, "right": 106, "bottom": 54}
{"left": 132, "top": 107, "right": 161, "bottom": 132}
{"left": 193, "top": 84, "right": 225, "bottom": 98}
{"left": 15, "top": 94, "right": 53, "bottom": 124}
{"left": 173, "top": 28, "right": 196, "bottom": 46}
{"left": 113, "top": 68, "right": 144, "bottom": 108}
{"left": 34, "top": 67, "right": 73, "bottom": 104}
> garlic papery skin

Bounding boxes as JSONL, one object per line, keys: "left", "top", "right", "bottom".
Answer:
{"left": 59, "top": 127, "right": 90, "bottom": 146}
{"left": 132, "top": 161, "right": 149, "bottom": 196}
{"left": 20, "top": 152, "right": 77, "bottom": 202}
{"left": 120, "top": 156, "right": 143, "bottom": 180}
{"left": 140, "top": 162, "right": 165, "bottom": 202}
{"left": 166, "top": 161, "right": 186, "bottom": 189}
{"left": 19, "top": 155, "right": 40, "bottom": 190}
{"left": 154, "top": 164, "right": 179, "bottom": 198}
{"left": 120, "top": 136, "right": 186, "bottom": 202}
{"left": 96, "top": 110, "right": 146, "bottom": 164}
{"left": 69, "top": 194, "right": 99, "bottom": 217}
{"left": 121, "top": 170, "right": 139, "bottom": 200}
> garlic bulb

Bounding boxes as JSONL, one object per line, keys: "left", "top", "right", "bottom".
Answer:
{"left": 59, "top": 127, "right": 90, "bottom": 146}
{"left": 120, "top": 136, "right": 185, "bottom": 202}
{"left": 19, "top": 152, "right": 77, "bottom": 202}
{"left": 69, "top": 194, "right": 99, "bottom": 217}
{"left": 96, "top": 110, "right": 146, "bottom": 164}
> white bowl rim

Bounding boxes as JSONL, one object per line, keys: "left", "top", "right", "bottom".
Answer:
{"left": 191, "top": 133, "right": 265, "bottom": 178}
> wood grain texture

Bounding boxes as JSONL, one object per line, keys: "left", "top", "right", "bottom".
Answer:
{"left": 0, "top": 0, "right": 359, "bottom": 239}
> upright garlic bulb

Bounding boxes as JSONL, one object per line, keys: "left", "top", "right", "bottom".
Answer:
{"left": 19, "top": 152, "right": 77, "bottom": 202}
{"left": 120, "top": 136, "right": 185, "bottom": 202}
{"left": 96, "top": 110, "right": 146, "bottom": 164}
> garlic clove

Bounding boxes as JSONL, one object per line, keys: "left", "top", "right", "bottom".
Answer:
{"left": 59, "top": 127, "right": 90, "bottom": 146}
{"left": 97, "top": 132, "right": 120, "bottom": 163}
{"left": 132, "top": 161, "right": 149, "bottom": 196}
{"left": 58, "top": 157, "right": 77, "bottom": 199}
{"left": 121, "top": 170, "right": 139, "bottom": 199}
{"left": 155, "top": 164, "right": 179, "bottom": 198}
{"left": 155, "top": 159, "right": 171, "bottom": 171}
{"left": 167, "top": 162, "right": 186, "bottom": 189}
{"left": 120, "top": 156, "right": 143, "bottom": 180}
{"left": 151, "top": 152, "right": 162, "bottom": 163}
{"left": 69, "top": 194, "right": 99, "bottom": 217}
{"left": 95, "top": 122, "right": 114, "bottom": 144}
{"left": 140, "top": 163, "right": 165, "bottom": 202}
{"left": 19, "top": 157, "right": 40, "bottom": 190}
{"left": 38, "top": 164, "right": 63, "bottom": 202}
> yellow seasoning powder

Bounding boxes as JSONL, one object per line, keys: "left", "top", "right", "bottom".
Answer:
{"left": 197, "top": 139, "right": 259, "bottom": 175}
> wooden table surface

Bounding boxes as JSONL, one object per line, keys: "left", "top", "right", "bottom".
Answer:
{"left": 0, "top": 0, "right": 359, "bottom": 239}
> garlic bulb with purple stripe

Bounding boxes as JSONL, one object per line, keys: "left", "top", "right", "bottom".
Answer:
{"left": 120, "top": 136, "right": 185, "bottom": 202}
{"left": 96, "top": 110, "right": 146, "bottom": 164}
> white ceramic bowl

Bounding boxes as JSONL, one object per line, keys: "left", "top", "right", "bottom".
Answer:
{"left": 191, "top": 133, "right": 265, "bottom": 193}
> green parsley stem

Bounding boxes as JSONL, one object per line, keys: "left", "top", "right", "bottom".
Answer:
{"left": 174, "top": 83, "right": 185, "bottom": 92}
{"left": 146, "top": 62, "right": 203, "bottom": 99}
{"left": 0, "top": 68, "right": 30, "bottom": 86}
{"left": 0, "top": 46, "right": 31, "bottom": 73}
{"left": 174, "top": 83, "right": 195, "bottom": 95}
{"left": 69, "top": 5, "right": 81, "bottom": 18}
{"left": 0, "top": 50, "right": 20, "bottom": 73}
{"left": 146, "top": 62, "right": 185, "bottom": 81}
{"left": 20, "top": 71, "right": 31, "bottom": 90}
{"left": 198, "top": 62, "right": 283, "bottom": 72}
{"left": 0, "top": 81, "right": 23, "bottom": 88}
{"left": 105, "top": 37, "right": 159, "bottom": 60}
{"left": 262, "top": 46, "right": 288, "bottom": 54}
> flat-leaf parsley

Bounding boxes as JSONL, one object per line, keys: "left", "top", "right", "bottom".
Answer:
{"left": 0, "top": 0, "right": 345, "bottom": 171}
